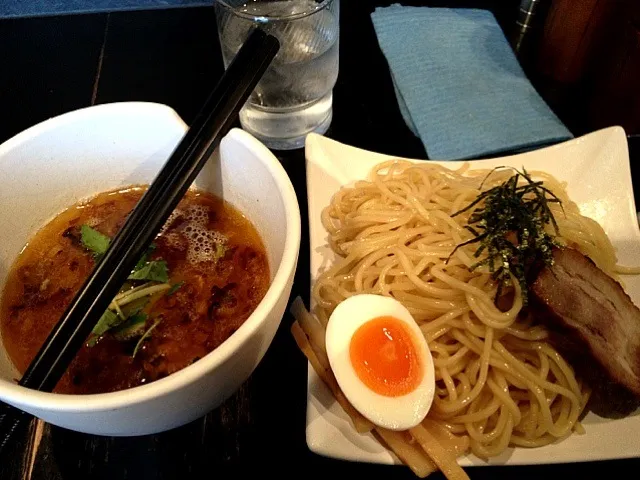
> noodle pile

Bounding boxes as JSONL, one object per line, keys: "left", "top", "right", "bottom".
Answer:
{"left": 310, "top": 161, "right": 621, "bottom": 460}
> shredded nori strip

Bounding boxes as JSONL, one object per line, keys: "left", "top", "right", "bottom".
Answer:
{"left": 448, "top": 167, "right": 562, "bottom": 304}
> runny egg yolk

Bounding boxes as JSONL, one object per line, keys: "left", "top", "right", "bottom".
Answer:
{"left": 349, "top": 316, "right": 423, "bottom": 397}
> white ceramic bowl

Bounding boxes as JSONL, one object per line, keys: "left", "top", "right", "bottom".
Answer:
{"left": 0, "top": 102, "right": 301, "bottom": 435}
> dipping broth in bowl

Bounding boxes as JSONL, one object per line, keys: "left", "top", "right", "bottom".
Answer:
{"left": 0, "top": 187, "right": 270, "bottom": 395}
{"left": 0, "top": 104, "right": 300, "bottom": 436}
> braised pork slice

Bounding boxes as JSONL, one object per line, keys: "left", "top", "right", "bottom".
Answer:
{"left": 530, "top": 247, "right": 640, "bottom": 413}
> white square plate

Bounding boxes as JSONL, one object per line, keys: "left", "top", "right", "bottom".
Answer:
{"left": 304, "top": 127, "right": 640, "bottom": 466}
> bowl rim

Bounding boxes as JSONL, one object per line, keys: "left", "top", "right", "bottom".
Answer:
{"left": 0, "top": 102, "right": 301, "bottom": 412}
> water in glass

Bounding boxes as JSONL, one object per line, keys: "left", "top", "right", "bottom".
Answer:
{"left": 217, "top": 0, "right": 339, "bottom": 149}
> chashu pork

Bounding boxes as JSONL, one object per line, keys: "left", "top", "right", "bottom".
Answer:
{"left": 530, "top": 247, "right": 640, "bottom": 414}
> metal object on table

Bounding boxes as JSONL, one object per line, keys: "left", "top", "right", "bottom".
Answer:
{"left": 513, "top": 0, "right": 550, "bottom": 54}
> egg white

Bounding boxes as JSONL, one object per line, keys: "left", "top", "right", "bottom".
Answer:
{"left": 325, "top": 294, "right": 435, "bottom": 431}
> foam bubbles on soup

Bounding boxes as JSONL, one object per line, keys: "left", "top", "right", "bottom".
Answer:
{"left": 181, "top": 205, "right": 228, "bottom": 265}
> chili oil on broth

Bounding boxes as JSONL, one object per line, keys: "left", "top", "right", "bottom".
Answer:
{"left": 0, "top": 187, "right": 270, "bottom": 394}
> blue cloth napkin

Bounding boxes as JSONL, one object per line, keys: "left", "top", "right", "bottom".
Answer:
{"left": 371, "top": 6, "right": 572, "bottom": 160}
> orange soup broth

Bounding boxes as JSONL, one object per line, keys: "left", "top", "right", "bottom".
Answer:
{"left": 0, "top": 187, "right": 269, "bottom": 394}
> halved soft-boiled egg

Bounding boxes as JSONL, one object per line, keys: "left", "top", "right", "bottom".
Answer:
{"left": 325, "top": 294, "right": 435, "bottom": 431}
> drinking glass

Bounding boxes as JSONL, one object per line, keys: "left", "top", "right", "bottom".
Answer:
{"left": 214, "top": 0, "right": 340, "bottom": 150}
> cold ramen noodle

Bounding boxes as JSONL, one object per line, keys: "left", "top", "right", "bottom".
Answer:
{"left": 291, "top": 161, "right": 640, "bottom": 479}
{"left": 0, "top": 187, "right": 270, "bottom": 395}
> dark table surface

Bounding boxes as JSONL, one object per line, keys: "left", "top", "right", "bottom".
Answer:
{"left": 1, "top": 1, "right": 639, "bottom": 479}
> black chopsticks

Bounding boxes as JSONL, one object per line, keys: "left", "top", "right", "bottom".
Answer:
{"left": 0, "top": 27, "right": 279, "bottom": 454}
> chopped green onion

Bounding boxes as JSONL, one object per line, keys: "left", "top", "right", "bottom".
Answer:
{"left": 132, "top": 318, "right": 162, "bottom": 358}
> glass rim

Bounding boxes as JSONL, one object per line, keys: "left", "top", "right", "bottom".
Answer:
{"left": 214, "top": 0, "right": 335, "bottom": 22}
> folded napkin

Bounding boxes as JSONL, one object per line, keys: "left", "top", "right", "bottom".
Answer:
{"left": 371, "top": 6, "right": 572, "bottom": 160}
